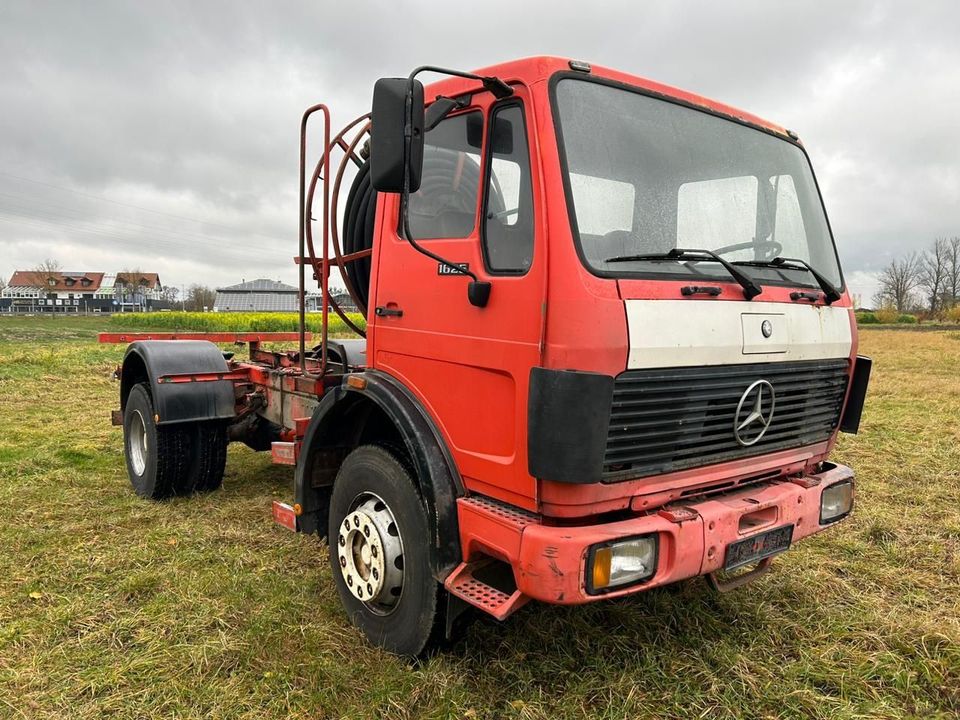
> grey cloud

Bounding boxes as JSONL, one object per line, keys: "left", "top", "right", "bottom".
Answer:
{"left": 0, "top": 0, "right": 957, "bottom": 299}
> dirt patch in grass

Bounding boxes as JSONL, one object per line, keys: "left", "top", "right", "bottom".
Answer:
{"left": 0, "top": 321, "right": 958, "bottom": 718}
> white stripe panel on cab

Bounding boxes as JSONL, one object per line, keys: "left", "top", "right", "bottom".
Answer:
{"left": 624, "top": 300, "right": 852, "bottom": 369}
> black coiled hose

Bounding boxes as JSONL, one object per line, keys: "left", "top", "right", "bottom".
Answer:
{"left": 342, "top": 159, "right": 377, "bottom": 314}
{"left": 340, "top": 148, "right": 492, "bottom": 314}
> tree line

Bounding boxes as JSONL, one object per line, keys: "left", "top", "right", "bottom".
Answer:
{"left": 873, "top": 237, "right": 960, "bottom": 314}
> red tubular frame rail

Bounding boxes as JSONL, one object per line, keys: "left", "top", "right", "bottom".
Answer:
{"left": 98, "top": 332, "right": 308, "bottom": 344}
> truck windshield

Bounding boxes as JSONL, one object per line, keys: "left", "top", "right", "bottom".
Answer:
{"left": 552, "top": 78, "right": 843, "bottom": 290}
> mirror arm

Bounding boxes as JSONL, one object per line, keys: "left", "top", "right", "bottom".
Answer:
{"left": 409, "top": 65, "right": 514, "bottom": 99}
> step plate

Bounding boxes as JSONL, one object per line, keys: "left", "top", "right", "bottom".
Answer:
{"left": 459, "top": 495, "right": 538, "bottom": 528}
{"left": 444, "top": 562, "right": 528, "bottom": 621}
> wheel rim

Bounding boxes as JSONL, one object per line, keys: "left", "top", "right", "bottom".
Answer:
{"left": 128, "top": 410, "right": 147, "bottom": 476}
{"left": 337, "top": 492, "right": 404, "bottom": 615}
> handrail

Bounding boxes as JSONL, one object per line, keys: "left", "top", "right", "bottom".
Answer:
{"left": 298, "top": 104, "right": 331, "bottom": 376}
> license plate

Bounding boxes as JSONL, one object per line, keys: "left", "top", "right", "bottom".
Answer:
{"left": 724, "top": 525, "right": 794, "bottom": 571}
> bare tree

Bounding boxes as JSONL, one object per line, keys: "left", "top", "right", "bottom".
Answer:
{"left": 0, "top": 275, "right": 7, "bottom": 292}
{"left": 919, "top": 238, "right": 950, "bottom": 314}
{"left": 945, "top": 236, "right": 960, "bottom": 309}
{"left": 115, "top": 266, "right": 147, "bottom": 310}
{"left": 873, "top": 252, "right": 922, "bottom": 312}
{"left": 34, "top": 258, "right": 61, "bottom": 273}
{"left": 160, "top": 285, "right": 180, "bottom": 304}
{"left": 185, "top": 284, "right": 215, "bottom": 312}
{"left": 25, "top": 258, "right": 62, "bottom": 287}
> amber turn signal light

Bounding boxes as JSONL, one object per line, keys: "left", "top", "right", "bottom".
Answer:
{"left": 587, "top": 534, "right": 658, "bottom": 594}
{"left": 592, "top": 546, "right": 612, "bottom": 590}
{"left": 345, "top": 375, "right": 367, "bottom": 390}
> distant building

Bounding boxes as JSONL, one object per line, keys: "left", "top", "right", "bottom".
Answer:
{"left": 1, "top": 270, "right": 163, "bottom": 313}
{"left": 330, "top": 291, "right": 359, "bottom": 313}
{"left": 113, "top": 272, "right": 164, "bottom": 310}
{"left": 212, "top": 278, "right": 357, "bottom": 313}
{"left": 214, "top": 278, "right": 302, "bottom": 312}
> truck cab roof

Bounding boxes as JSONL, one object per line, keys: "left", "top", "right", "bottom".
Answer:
{"left": 423, "top": 55, "right": 793, "bottom": 141}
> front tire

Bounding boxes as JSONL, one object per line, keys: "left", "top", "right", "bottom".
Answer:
{"left": 328, "top": 445, "right": 443, "bottom": 657}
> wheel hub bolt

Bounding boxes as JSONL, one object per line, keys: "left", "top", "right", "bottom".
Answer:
{"left": 338, "top": 499, "right": 403, "bottom": 611}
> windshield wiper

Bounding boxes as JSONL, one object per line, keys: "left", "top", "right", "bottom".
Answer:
{"left": 606, "top": 247, "right": 762, "bottom": 300}
{"left": 732, "top": 256, "right": 841, "bottom": 304}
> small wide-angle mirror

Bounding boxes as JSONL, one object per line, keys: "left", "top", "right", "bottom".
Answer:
{"left": 466, "top": 113, "right": 484, "bottom": 149}
{"left": 467, "top": 280, "right": 491, "bottom": 308}
{"left": 490, "top": 116, "right": 514, "bottom": 155}
{"left": 370, "top": 78, "right": 424, "bottom": 193}
{"left": 465, "top": 112, "right": 513, "bottom": 154}
{"left": 424, "top": 97, "right": 460, "bottom": 132}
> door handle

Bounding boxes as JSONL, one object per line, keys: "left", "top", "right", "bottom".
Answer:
{"left": 375, "top": 306, "right": 403, "bottom": 318}
{"left": 681, "top": 285, "right": 722, "bottom": 297}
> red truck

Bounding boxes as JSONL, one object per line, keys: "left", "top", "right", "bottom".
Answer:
{"left": 104, "top": 57, "right": 871, "bottom": 656}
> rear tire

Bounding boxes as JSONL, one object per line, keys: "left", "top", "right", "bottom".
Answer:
{"left": 183, "top": 422, "right": 228, "bottom": 493}
{"left": 123, "top": 383, "right": 189, "bottom": 500}
{"left": 328, "top": 445, "right": 444, "bottom": 657}
{"left": 123, "top": 383, "right": 229, "bottom": 498}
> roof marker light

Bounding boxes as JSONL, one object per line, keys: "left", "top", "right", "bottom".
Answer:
{"left": 569, "top": 60, "right": 592, "bottom": 73}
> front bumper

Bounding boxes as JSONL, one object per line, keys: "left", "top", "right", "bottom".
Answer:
{"left": 457, "top": 462, "right": 854, "bottom": 605}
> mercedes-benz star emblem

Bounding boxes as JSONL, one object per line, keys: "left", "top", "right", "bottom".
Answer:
{"left": 761, "top": 320, "right": 773, "bottom": 338}
{"left": 734, "top": 379, "right": 776, "bottom": 446}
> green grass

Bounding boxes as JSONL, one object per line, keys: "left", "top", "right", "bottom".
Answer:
{"left": 0, "top": 316, "right": 958, "bottom": 718}
{"left": 109, "top": 311, "right": 366, "bottom": 334}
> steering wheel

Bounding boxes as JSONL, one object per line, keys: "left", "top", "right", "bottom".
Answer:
{"left": 711, "top": 240, "right": 782, "bottom": 260}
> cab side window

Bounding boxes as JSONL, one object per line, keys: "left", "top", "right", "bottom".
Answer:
{"left": 407, "top": 111, "right": 483, "bottom": 240}
{"left": 482, "top": 104, "right": 534, "bottom": 273}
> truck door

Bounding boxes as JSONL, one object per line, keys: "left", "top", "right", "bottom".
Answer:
{"left": 370, "top": 88, "right": 544, "bottom": 509}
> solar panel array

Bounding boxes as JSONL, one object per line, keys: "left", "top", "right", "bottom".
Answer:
{"left": 213, "top": 291, "right": 299, "bottom": 312}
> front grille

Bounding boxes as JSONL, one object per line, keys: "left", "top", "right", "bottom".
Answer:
{"left": 603, "top": 359, "right": 849, "bottom": 480}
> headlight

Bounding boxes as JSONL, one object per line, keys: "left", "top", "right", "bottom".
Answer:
{"left": 587, "top": 534, "right": 658, "bottom": 593}
{"left": 820, "top": 479, "right": 854, "bottom": 524}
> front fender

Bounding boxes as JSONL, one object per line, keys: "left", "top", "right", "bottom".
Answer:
{"left": 295, "top": 370, "right": 464, "bottom": 579}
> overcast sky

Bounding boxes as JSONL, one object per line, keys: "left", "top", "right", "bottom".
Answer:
{"left": 1, "top": 1, "right": 958, "bottom": 303}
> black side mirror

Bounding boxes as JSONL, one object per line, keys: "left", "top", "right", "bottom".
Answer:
{"left": 370, "top": 78, "right": 424, "bottom": 193}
